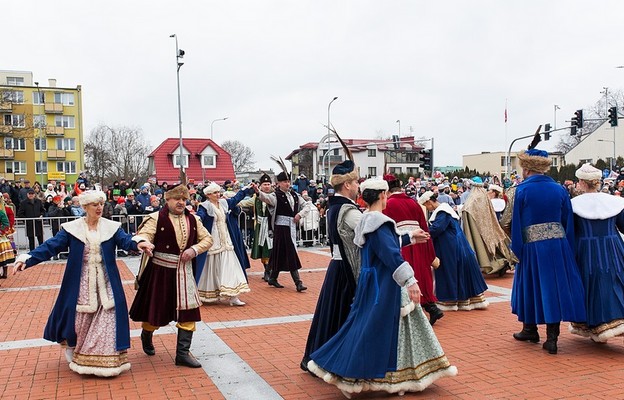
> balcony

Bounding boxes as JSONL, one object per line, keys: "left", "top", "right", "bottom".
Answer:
{"left": 46, "top": 126, "right": 64, "bottom": 136}
{"left": 47, "top": 149, "right": 66, "bottom": 159}
{"left": 44, "top": 103, "right": 63, "bottom": 114}
{"left": 0, "top": 102, "right": 11, "bottom": 112}
{"left": 0, "top": 148, "right": 14, "bottom": 159}
{"left": 0, "top": 125, "right": 12, "bottom": 134}
{"left": 1, "top": 172, "right": 15, "bottom": 181}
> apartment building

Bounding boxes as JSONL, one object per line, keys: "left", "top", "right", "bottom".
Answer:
{"left": 0, "top": 70, "right": 84, "bottom": 185}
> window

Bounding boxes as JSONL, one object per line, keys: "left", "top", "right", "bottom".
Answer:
{"left": 406, "top": 167, "right": 419, "bottom": 175}
{"left": 579, "top": 158, "right": 593, "bottom": 165}
{"left": 3, "top": 114, "right": 25, "bottom": 128}
{"left": 33, "top": 114, "right": 46, "bottom": 128}
{"left": 4, "top": 138, "right": 26, "bottom": 151}
{"left": 368, "top": 149, "right": 376, "bottom": 157}
{"left": 368, "top": 167, "right": 377, "bottom": 177}
{"left": 54, "top": 92, "right": 74, "bottom": 105}
{"left": 5, "top": 161, "right": 26, "bottom": 174}
{"left": 406, "top": 153, "right": 418, "bottom": 162}
{"left": 54, "top": 115, "right": 75, "bottom": 128}
{"left": 551, "top": 158, "right": 558, "bottom": 167}
{"left": 389, "top": 167, "right": 402, "bottom": 174}
{"left": 202, "top": 154, "right": 215, "bottom": 168}
{"left": 33, "top": 91, "right": 45, "bottom": 105}
{"left": 501, "top": 156, "right": 507, "bottom": 167}
{"left": 56, "top": 138, "right": 75, "bottom": 151}
{"left": 6, "top": 77, "right": 24, "bottom": 86}
{"left": 333, "top": 149, "right": 339, "bottom": 156}
{"left": 34, "top": 137, "right": 47, "bottom": 151}
{"left": 35, "top": 161, "right": 48, "bottom": 174}
{"left": 1, "top": 90, "right": 23, "bottom": 103}
{"left": 174, "top": 155, "right": 188, "bottom": 168}
{"left": 56, "top": 161, "right": 76, "bottom": 174}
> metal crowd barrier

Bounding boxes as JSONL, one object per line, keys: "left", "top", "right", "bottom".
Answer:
{"left": 13, "top": 210, "right": 328, "bottom": 255}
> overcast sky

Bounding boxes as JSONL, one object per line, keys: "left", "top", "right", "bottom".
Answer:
{"left": 8, "top": 1, "right": 624, "bottom": 173}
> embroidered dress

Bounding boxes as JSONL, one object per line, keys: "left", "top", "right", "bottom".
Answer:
{"left": 569, "top": 193, "right": 624, "bottom": 342}
{"left": 70, "top": 229, "right": 129, "bottom": 376}
{"left": 197, "top": 202, "right": 250, "bottom": 302}
{"left": 308, "top": 212, "right": 457, "bottom": 396}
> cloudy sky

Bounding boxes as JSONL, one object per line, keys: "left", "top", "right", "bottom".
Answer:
{"left": 8, "top": 1, "right": 624, "bottom": 172}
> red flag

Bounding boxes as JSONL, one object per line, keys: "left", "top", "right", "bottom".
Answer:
{"left": 504, "top": 108, "right": 508, "bottom": 123}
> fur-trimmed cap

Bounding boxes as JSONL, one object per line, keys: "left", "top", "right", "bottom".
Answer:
{"left": 203, "top": 182, "right": 222, "bottom": 195}
{"left": 330, "top": 160, "right": 359, "bottom": 186}
{"left": 360, "top": 178, "right": 388, "bottom": 192}
{"left": 78, "top": 190, "right": 106, "bottom": 206}
{"left": 417, "top": 191, "right": 436, "bottom": 205}
{"left": 518, "top": 149, "right": 551, "bottom": 173}
{"left": 575, "top": 163, "right": 602, "bottom": 181}
{"left": 164, "top": 184, "right": 190, "bottom": 200}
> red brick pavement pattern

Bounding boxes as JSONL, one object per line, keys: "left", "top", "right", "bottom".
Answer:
{"left": 1, "top": 252, "right": 624, "bottom": 399}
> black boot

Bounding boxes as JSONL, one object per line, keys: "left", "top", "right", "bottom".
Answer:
{"left": 543, "top": 323, "right": 560, "bottom": 354}
{"left": 513, "top": 323, "right": 540, "bottom": 343}
{"left": 0, "top": 266, "right": 6, "bottom": 279}
{"left": 423, "top": 303, "right": 444, "bottom": 326}
{"left": 268, "top": 270, "right": 284, "bottom": 288}
{"left": 262, "top": 263, "right": 270, "bottom": 282}
{"left": 291, "top": 270, "right": 307, "bottom": 292}
{"left": 140, "top": 329, "right": 155, "bottom": 356}
{"left": 175, "top": 329, "right": 202, "bottom": 368}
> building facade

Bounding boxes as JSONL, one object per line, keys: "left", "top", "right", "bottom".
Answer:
{"left": 463, "top": 150, "right": 563, "bottom": 178}
{"left": 564, "top": 120, "right": 623, "bottom": 169}
{"left": 0, "top": 70, "right": 84, "bottom": 185}
{"left": 286, "top": 136, "right": 427, "bottom": 182}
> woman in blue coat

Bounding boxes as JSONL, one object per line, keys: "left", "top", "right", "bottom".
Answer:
{"left": 570, "top": 163, "right": 624, "bottom": 342}
{"left": 418, "top": 191, "right": 489, "bottom": 311}
{"left": 13, "top": 191, "right": 154, "bottom": 377}
{"left": 308, "top": 178, "right": 457, "bottom": 398}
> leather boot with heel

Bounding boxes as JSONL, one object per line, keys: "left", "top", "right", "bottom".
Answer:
{"left": 141, "top": 329, "right": 155, "bottom": 356}
{"left": 542, "top": 323, "right": 560, "bottom": 354}
{"left": 175, "top": 329, "right": 201, "bottom": 368}
{"left": 291, "top": 270, "right": 307, "bottom": 292}
{"left": 513, "top": 323, "right": 540, "bottom": 343}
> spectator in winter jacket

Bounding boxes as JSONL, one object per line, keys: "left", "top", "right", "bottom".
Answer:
{"left": 136, "top": 184, "right": 152, "bottom": 209}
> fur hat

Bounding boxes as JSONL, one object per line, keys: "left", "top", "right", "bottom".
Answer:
{"left": 360, "top": 178, "right": 388, "bottom": 192}
{"left": 488, "top": 184, "right": 503, "bottom": 193}
{"left": 518, "top": 149, "right": 551, "bottom": 173}
{"left": 276, "top": 171, "right": 289, "bottom": 182}
{"left": 418, "top": 191, "right": 436, "bottom": 205}
{"left": 78, "top": 190, "right": 106, "bottom": 206}
{"left": 259, "top": 173, "right": 272, "bottom": 184}
{"left": 330, "top": 160, "right": 359, "bottom": 187}
{"left": 203, "top": 182, "right": 222, "bottom": 195}
{"left": 575, "top": 163, "right": 602, "bottom": 181}
{"left": 165, "top": 184, "right": 190, "bottom": 200}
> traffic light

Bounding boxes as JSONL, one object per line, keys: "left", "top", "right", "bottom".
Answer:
{"left": 570, "top": 126, "right": 577, "bottom": 136}
{"left": 419, "top": 149, "right": 432, "bottom": 171}
{"left": 571, "top": 109, "right": 583, "bottom": 129}
{"left": 608, "top": 106, "right": 618, "bottom": 127}
{"left": 544, "top": 123, "right": 551, "bottom": 141}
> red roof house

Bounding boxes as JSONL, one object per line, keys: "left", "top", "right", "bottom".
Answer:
{"left": 147, "top": 138, "right": 236, "bottom": 184}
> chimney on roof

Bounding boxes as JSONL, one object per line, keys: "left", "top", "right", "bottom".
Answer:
{"left": 48, "top": 78, "right": 56, "bottom": 87}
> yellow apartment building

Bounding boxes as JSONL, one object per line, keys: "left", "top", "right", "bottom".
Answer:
{"left": 0, "top": 70, "right": 84, "bottom": 185}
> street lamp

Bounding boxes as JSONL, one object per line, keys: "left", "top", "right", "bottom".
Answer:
{"left": 322, "top": 96, "right": 338, "bottom": 182}
{"left": 34, "top": 81, "right": 44, "bottom": 185}
{"left": 396, "top": 119, "right": 401, "bottom": 136}
{"left": 210, "top": 117, "right": 228, "bottom": 140}
{"left": 170, "top": 34, "right": 186, "bottom": 183}
{"left": 598, "top": 139, "right": 616, "bottom": 171}
{"left": 553, "top": 105, "right": 560, "bottom": 130}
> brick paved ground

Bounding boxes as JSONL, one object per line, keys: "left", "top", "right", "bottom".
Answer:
{"left": 1, "top": 248, "right": 623, "bottom": 400}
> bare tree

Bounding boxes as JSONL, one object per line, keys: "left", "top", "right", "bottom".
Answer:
{"left": 84, "top": 124, "right": 152, "bottom": 186}
{"left": 221, "top": 140, "right": 256, "bottom": 172}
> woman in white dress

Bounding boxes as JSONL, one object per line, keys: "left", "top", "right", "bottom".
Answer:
{"left": 196, "top": 182, "right": 251, "bottom": 306}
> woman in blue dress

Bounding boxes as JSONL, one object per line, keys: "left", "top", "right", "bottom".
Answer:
{"left": 569, "top": 163, "right": 624, "bottom": 342}
{"left": 418, "top": 191, "right": 489, "bottom": 311}
{"left": 308, "top": 178, "right": 457, "bottom": 398}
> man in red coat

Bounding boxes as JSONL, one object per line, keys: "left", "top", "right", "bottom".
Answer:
{"left": 382, "top": 174, "right": 444, "bottom": 325}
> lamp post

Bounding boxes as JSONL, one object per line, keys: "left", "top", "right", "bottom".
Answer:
{"left": 322, "top": 96, "right": 338, "bottom": 182}
{"left": 210, "top": 117, "right": 228, "bottom": 140}
{"left": 170, "top": 34, "right": 186, "bottom": 183}
{"left": 34, "top": 82, "right": 44, "bottom": 184}
{"left": 554, "top": 105, "right": 560, "bottom": 130}
{"left": 396, "top": 119, "right": 401, "bottom": 136}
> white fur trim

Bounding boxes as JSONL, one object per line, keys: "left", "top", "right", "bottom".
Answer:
{"left": 569, "top": 321, "right": 624, "bottom": 343}
{"left": 354, "top": 211, "right": 401, "bottom": 247}
{"left": 417, "top": 191, "right": 435, "bottom": 205}
{"left": 16, "top": 253, "right": 31, "bottom": 264}
{"left": 62, "top": 218, "right": 121, "bottom": 244}
{"left": 571, "top": 192, "right": 624, "bottom": 220}
{"left": 78, "top": 190, "right": 107, "bottom": 206}
{"left": 69, "top": 361, "right": 130, "bottom": 377}
{"left": 575, "top": 163, "right": 602, "bottom": 181}
{"left": 400, "top": 301, "right": 416, "bottom": 317}
{"left": 392, "top": 261, "right": 415, "bottom": 286}
{"left": 429, "top": 202, "right": 460, "bottom": 222}
{"left": 360, "top": 178, "right": 389, "bottom": 192}
{"left": 203, "top": 182, "right": 221, "bottom": 195}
